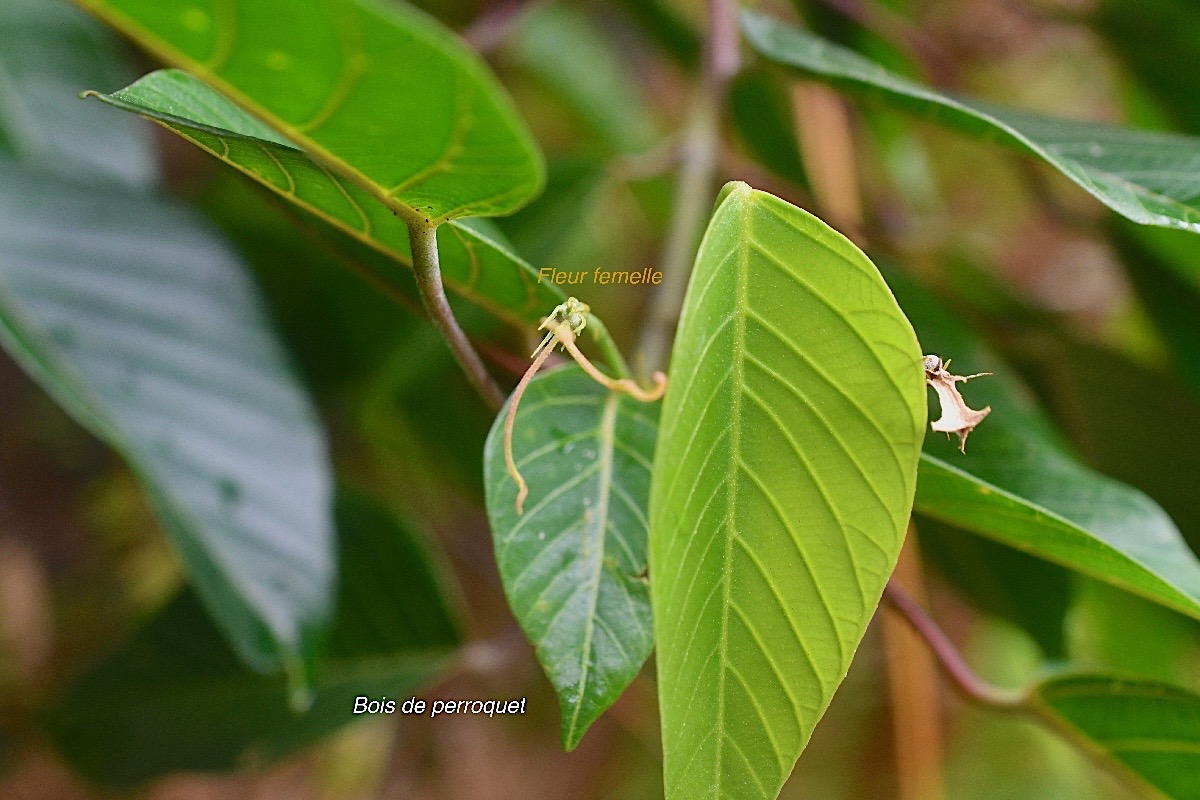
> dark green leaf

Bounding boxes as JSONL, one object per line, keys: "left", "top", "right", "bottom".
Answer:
{"left": 75, "top": 0, "right": 544, "bottom": 223}
{"left": 0, "top": 0, "right": 156, "bottom": 186}
{"left": 0, "top": 161, "right": 333, "bottom": 678}
{"left": 90, "top": 69, "right": 563, "bottom": 327}
{"left": 650, "top": 183, "right": 926, "bottom": 799}
{"left": 885, "top": 270, "right": 1200, "bottom": 622}
{"left": 47, "top": 493, "right": 460, "bottom": 787}
{"left": 743, "top": 11, "right": 1200, "bottom": 233}
{"left": 1034, "top": 675, "right": 1200, "bottom": 800}
{"left": 484, "top": 365, "right": 657, "bottom": 750}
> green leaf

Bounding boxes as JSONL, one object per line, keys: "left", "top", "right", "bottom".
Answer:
{"left": 75, "top": 0, "right": 544, "bottom": 224}
{"left": 47, "top": 492, "right": 460, "bottom": 787}
{"left": 649, "top": 183, "right": 926, "bottom": 799}
{"left": 0, "top": 0, "right": 157, "bottom": 186}
{"left": 729, "top": 69, "right": 809, "bottom": 189}
{"left": 507, "top": 5, "right": 659, "bottom": 155}
{"left": 89, "top": 69, "right": 563, "bottom": 327}
{"left": 0, "top": 160, "right": 333, "bottom": 678}
{"left": 1034, "top": 675, "right": 1200, "bottom": 800}
{"left": 743, "top": 10, "right": 1200, "bottom": 233}
{"left": 483, "top": 365, "right": 658, "bottom": 750}
{"left": 884, "top": 270, "right": 1200, "bottom": 622}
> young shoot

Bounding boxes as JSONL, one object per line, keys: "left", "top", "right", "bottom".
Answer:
{"left": 504, "top": 298, "right": 667, "bottom": 514}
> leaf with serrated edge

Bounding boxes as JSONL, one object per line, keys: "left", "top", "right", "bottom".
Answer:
{"left": 743, "top": 10, "right": 1200, "bottom": 233}
{"left": 650, "top": 183, "right": 925, "bottom": 799}
{"left": 72, "top": 0, "right": 544, "bottom": 224}
{"left": 1034, "top": 675, "right": 1200, "bottom": 800}
{"left": 89, "top": 69, "right": 563, "bottom": 327}
{"left": 0, "top": 161, "right": 333, "bottom": 677}
{"left": 484, "top": 365, "right": 658, "bottom": 750}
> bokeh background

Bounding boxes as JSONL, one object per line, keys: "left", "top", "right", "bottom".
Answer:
{"left": 1, "top": 0, "right": 1199, "bottom": 797}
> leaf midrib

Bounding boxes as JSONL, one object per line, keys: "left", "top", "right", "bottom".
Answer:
{"left": 712, "top": 193, "right": 752, "bottom": 796}
{"left": 564, "top": 390, "right": 620, "bottom": 746}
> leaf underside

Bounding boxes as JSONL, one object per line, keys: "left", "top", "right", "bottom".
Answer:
{"left": 743, "top": 10, "right": 1200, "bottom": 233}
{"left": 650, "top": 183, "right": 925, "bottom": 800}
{"left": 484, "top": 365, "right": 658, "bottom": 750}
{"left": 91, "top": 69, "right": 563, "bottom": 327}
{"left": 73, "top": 0, "right": 545, "bottom": 223}
{"left": 0, "top": 161, "right": 333, "bottom": 674}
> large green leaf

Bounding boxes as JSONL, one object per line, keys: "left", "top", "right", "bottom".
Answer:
{"left": 0, "top": 161, "right": 333, "bottom": 679}
{"left": 1034, "top": 675, "right": 1200, "bottom": 800}
{"left": 886, "top": 271, "right": 1200, "bottom": 622}
{"left": 649, "top": 183, "right": 926, "bottom": 799}
{"left": 89, "top": 69, "right": 562, "bottom": 327}
{"left": 743, "top": 11, "right": 1200, "bottom": 233}
{"left": 483, "top": 365, "right": 658, "bottom": 750}
{"left": 47, "top": 493, "right": 460, "bottom": 787}
{"left": 73, "top": 0, "right": 544, "bottom": 224}
{"left": 0, "top": 0, "right": 156, "bottom": 186}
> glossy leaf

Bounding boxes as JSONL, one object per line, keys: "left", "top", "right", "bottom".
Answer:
{"left": 47, "top": 493, "right": 460, "bottom": 787}
{"left": 0, "top": 161, "right": 333, "bottom": 677}
{"left": 650, "top": 183, "right": 926, "bottom": 799}
{"left": 484, "top": 365, "right": 658, "bottom": 750}
{"left": 90, "top": 69, "right": 563, "bottom": 327}
{"left": 885, "top": 271, "right": 1200, "bottom": 622}
{"left": 74, "top": 0, "right": 544, "bottom": 224}
{"left": 1034, "top": 675, "right": 1200, "bottom": 800}
{"left": 0, "top": 0, "right": 156, "bottom": 187}
{"left": 494, "top": 154, "right": 609, "bottom": 268}
{"left": 743, "top": 11, "right": 1200, "bottom": 233}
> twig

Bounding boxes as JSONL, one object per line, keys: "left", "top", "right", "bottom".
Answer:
{"left": 407, "top": 221, "right": 506, "bottom": 411}
{"left": 883, "top": 580, "right": 1027, "bottom": 709}
{"left": 637, "top": 0, "right": 740, "bottom": 371}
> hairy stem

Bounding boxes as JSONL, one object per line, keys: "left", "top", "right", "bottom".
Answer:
{"left": 407, "top": 221, "right": 506, "bottom": 411}
{"left": 637, "top": 0, "right": 739, "bottom": 372}
{"left": 883, "top": 580, "right": 1027, "bottom": 709}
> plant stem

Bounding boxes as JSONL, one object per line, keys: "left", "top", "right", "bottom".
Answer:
{"left": 637, "top": 0, "right": 739, "bottom": 372}
{"left": 586, "top": 313, "right": 632, "bottom": 379}
{"left": 407, "top": 221, "right": 506, "bottom": 411}
{"left": 883, "top": 580, "right": 1027, "bottom": 709}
